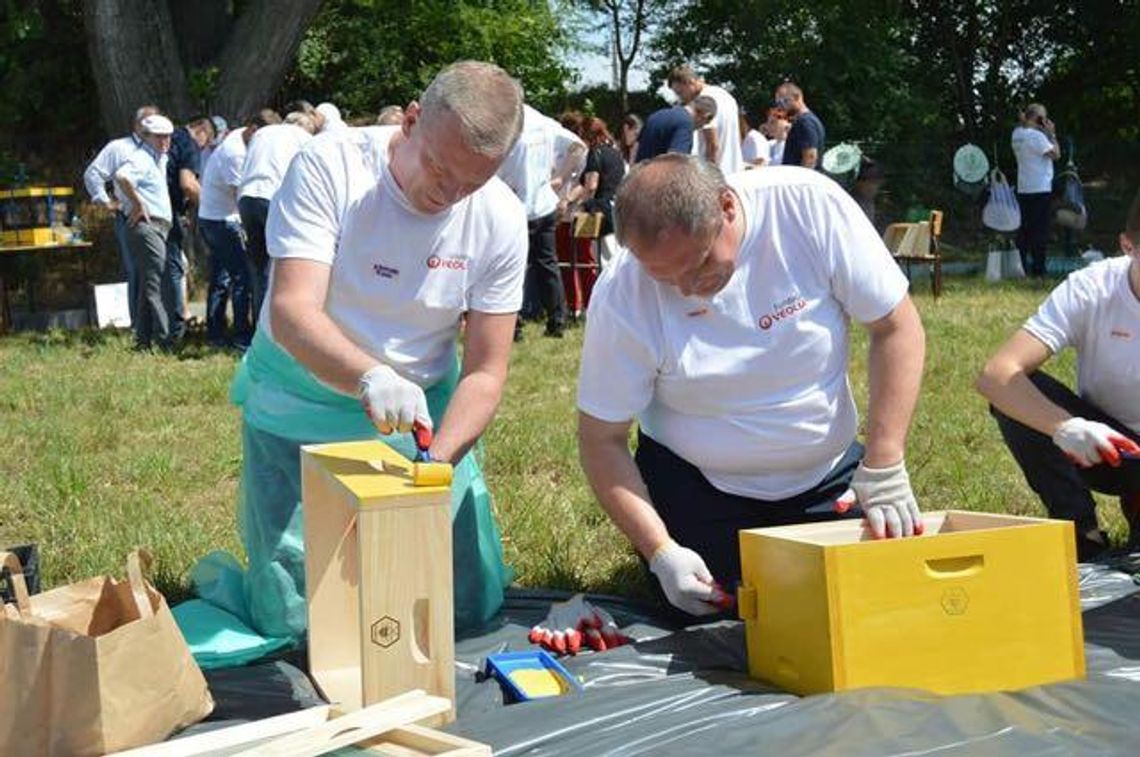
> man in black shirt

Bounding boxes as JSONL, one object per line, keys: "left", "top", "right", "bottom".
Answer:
{"left": 634, "top": 97, "right": 717, "bottom": 163}
{"left": 775, "top": 82, "right": 825, "bottom": 169}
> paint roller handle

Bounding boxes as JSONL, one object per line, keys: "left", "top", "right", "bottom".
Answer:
{"left": 412, "top": 421, "right": 433, "bottom": 462}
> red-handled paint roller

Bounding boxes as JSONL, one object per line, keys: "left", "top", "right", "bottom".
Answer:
{"left": 411, "top": 421, "right": 453, "bottom": 487}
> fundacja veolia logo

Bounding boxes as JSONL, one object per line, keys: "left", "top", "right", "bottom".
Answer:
{"left": 758, "top": 297, "right": 807, "bottom": 330}
{"left": 426, "top": 255, "right": 467, "bottom": 270}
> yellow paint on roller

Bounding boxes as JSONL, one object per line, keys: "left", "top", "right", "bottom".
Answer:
{"left": 413, "top": 461, "right": 454, "bottom": 487}
{"left": 508, "top": 669, "right": 567, "bottom": 697}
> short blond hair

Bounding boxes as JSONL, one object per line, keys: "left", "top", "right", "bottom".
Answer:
{"left": 420, "top": 61, "right": 524, "bottom": 157}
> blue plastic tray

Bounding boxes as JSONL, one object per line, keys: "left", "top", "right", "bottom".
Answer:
{"left": 484, "top": 650, "right": 582, "bottom": 703}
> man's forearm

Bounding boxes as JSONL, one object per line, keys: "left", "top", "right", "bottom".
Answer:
{"left": 702, "top": 130, "right": 720, "bottom": 165}
{"left": 864, "top": 298, "right": 925, "bottom": 467}
{"left": 271, "top": 297, "right": 377, "bottom": 396}
{"left": 432, "top": 370, "right": 504, "bottom": 463}
{"left": 579, "top": 415, "right": 671, "bottom": 559}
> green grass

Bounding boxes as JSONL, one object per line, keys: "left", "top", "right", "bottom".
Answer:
{"left": 0, "top": 275, "right": 1121, "bottom": 601}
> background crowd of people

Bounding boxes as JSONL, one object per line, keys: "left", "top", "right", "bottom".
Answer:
{"left": 83, "top": 99, "right": 412, "bottom": 352}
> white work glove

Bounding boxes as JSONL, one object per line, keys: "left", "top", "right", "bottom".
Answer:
{"left": 1052, "top": 418, "right": 1140, "bottom": 468}
{"left": 837, "top": 460, "right": 923, "bottom": 539}
{"left": 528, "top": 594, "right": 630, "bottom": 656}
{"left": 357, "top": 364, "right": 430, "bottom": 434}
{"left": 648, "top": 540, "right": 733, "bottom": 617}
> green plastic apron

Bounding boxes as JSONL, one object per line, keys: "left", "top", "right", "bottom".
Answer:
{"left": 194, "top": 330, "right": 511, "bottom": 643}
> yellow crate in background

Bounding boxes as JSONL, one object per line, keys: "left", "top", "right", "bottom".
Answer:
{"left": 0, "top": 187, "right": 75, "bottom": 246}
{"left": 737, "top": 510, "right": 1084, "bottom": 696}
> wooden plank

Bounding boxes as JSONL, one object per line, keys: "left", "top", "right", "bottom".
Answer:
{"left": 359, "top": 725, "right": 492, "bottom": 756}
{"left": 111, "top": 706, "right": 332, "bottom": 757}
{"left": 237, "top": 690, "right": 450, "bottom": 757}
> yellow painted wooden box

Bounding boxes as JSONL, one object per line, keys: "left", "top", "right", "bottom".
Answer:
{"left": 301, "top": 440, "right": 455, "bottom": 724}
{"left": 737, "top": 510, "right": 1085, "bottom": 696}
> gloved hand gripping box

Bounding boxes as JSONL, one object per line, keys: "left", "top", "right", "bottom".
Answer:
{"left": 738, "top": 510, "right": 1084, "bottom": 696}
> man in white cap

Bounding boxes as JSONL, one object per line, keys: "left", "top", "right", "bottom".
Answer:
{"left": 83, "top": 104, "right": 161, "bottom": 324}
{"left": 115, "top": 114, "right": 176, "bottom": 350}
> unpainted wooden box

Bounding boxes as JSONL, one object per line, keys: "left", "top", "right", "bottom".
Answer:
{"left": 302, "top": 440, "right": 455, "bottom": 724}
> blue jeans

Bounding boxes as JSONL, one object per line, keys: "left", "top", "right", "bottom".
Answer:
{"left": 200, "top": 218, "right": 253, "bottom": 347}
{"left": 113, "top": 213, "right": 138, "bottom": 325}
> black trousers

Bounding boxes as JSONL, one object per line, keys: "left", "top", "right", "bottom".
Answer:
{"left": 989, "top": 371, "right": 1140, "bottom": 537}
{"left": 523, "top": 212, "right": 566, "bottom": 331}
{"left": 634, "top": 430, "right": 864, "bottom": 590}
{"left": 1016, "top": 191, "right": 1052, "bottom": 278}
{"left": 238, "top": 196, "right": 271, "bottom": 325}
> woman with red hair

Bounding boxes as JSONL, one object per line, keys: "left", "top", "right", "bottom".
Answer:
{"left": 576, "top": 117, "right": 625, "bottom": 264}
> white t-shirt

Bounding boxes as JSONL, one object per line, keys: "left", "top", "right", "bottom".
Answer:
{"left": 690, "top": 84, "right": 743, "bottom": 175}
{"left": 741, "top": 129, "right": 770, "bottom": 166}
{"left": 239, "top": 124, "right": 313, "bottom": 201}
{"left": 497, "top": 105, "right": 584, "bottom": 220}
{"left": 198, "top": 129, "right": 247, "bottom": 221}
{"left": 1023, "top": 256, "right": 1140, "bottom": 433}
{"left": 1011, "top": 126, "right": 1055, "bottom": 193}
{"left": 769, "top": 139, "right": 786, "bottom": 166}
{"left": 264, "top": 126, "right": 528, "bottom": 386}
{"left": 577, "top": 167, "right": 910, "bottom": 499}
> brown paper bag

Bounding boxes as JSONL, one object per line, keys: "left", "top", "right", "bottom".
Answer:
{"left": 0, "top": 550, "right": 214, "bottom": 756}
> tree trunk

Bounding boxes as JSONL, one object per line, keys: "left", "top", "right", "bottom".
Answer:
{"left": 211, "top": 0, "right": 325, "bottom": 121}
{"left": 167, "top": 0, "right": 233, "bottom": 71}
{"left": 82, "top": 0, "right": 323, "bottom": 136}
{"left": 82, "top": 0, "right": 192, "bottom": 134}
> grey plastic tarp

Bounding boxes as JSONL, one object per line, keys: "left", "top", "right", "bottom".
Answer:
{"left": 193, "top": 562, "right": 1140, "bottom": 755}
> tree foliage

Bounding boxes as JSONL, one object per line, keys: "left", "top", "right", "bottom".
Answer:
{"left": 650, "top": 0, "right": 1140, "bottom": 235}
{"left": 0, "top": 0, "right": 98, "bottom": 180}
{"left": 290, "top": 0, "right": 575, "bottom": 120}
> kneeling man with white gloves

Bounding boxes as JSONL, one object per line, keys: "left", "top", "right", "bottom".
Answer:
{"left": 577, "top": 155, "right": 927, "bottom": 617}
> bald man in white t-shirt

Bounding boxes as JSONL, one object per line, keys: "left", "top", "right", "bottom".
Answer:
{"left": 577, "top": 154, "right": 926, "bottom": 618}
{"left": 219, "top": 62, "right": 528, "bottom": 640}
{"left": 977, "top": 193, "right": 1140, "bottom": 559}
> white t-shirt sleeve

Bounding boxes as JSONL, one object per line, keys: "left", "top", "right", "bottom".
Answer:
{"left": 468, "top": 197, "right": 528, "bottom": 313}
{"left": 1029, "top": 129, "right": 1054, "bottom": 156}
{"left": 576, "top": 272, "right": 660, "bottom": 422}
{"left": 221, "top": 145, "right": 244, "bottom": 188}
{"left": 1023, "top": 275, "right": 1087, "bottom": 354}
{"left": 810, "top": 185, "right": 909, "bottom": 323}
{"left": 265, "top": 145, "right": 343, "bottom": 264}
